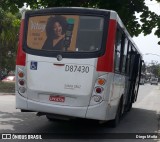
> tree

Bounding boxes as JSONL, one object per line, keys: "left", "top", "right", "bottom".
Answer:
{"left": 0, "top": 8, "right": 20, "bottom": 72}
{"left": 152, "top": 64, "right": 160, "bottom": 78}
{"left": 141, "top": 63, "right": 146, "bottom": 73}
{"left": 158, "top": 65, "right": 160, "bottom": 77}
{"left": 146, "top": 63, "right": 160, "bottom": 78}
{"left": 0, "top": 0, "right": 160, "bottom": 44}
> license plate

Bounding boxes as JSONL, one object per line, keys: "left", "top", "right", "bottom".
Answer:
{"left": 49, "top": 96, "right": 65, "bottom": 102}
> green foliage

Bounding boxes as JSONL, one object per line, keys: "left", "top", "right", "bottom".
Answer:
{"left": 0, "top": 1, "right": 160, "bottom": 73}
{"left": 147, "top": 64, "right": 160, "bottom": 78}
{"left": 0, "top": 0, "right": 159, "bottom": 44}
{"left": 157, "top": 66, "right": 160, "bottom": 77}
{"left": 0, "top": 9, "right": 20, "bottom": 72}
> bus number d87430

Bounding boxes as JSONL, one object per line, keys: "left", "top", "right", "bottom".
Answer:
{"left": 65, "top": 65, "right": 89, "bottom": 73}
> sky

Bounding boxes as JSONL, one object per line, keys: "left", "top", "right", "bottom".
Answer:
{"left": 133, "top": 0, "right": 160, "bottom": 65}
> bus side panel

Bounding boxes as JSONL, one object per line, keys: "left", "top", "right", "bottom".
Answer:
{"left": 16, "top": 90, "right": 27, "bottom": 109}
{"left": 86, "top": 72, "right": 125, "bottom": 121}
{"left": 97, "top": 19, "right": 117, "bottom": 72}
{"left": 86, "top": 73, "right": 114, "bottom": 120}
{"left": 93, "top": 18, "right": 120, "bottom": 120}
{"left": 86, "top": 19, "right": 120, "bottom": 121}
{"left": 108, "top": 73, "right": 125, "bottom": 120}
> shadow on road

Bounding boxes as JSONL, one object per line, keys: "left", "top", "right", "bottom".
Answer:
{"left": 0, "top": 108, "right": 159, "bottom": 140}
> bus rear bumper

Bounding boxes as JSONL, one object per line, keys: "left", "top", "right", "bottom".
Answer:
{"left": 16, "top": 93, "right": 87, "bottom": 118}
{"left": 16, "top": 93, "right": 112, "bottom": 120}
{"left": 86, "top": 101, "right": 108, "bottom": 120}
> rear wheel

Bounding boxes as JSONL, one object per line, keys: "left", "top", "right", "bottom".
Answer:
{"left": 110, "top": 99, "right": 123, "bottom": 128}
{"left": 127, "top": 102, "right": 132, "bottom": 112}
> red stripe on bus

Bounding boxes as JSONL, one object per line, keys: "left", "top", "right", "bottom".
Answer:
{"left": 97, "top": 19, "right": 117, "bottom": 72}
{"left": 16, "top": 19, "right": 26, "bottom": 66}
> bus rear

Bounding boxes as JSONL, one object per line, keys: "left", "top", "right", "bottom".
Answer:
{"left": 16, "top": 8, "right": 117, "bottom": 121}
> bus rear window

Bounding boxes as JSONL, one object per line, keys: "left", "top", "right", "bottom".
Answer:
{"left": 27, "top": 15, "right": 104, "bottom": 52}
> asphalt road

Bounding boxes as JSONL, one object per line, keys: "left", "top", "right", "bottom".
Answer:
{"left": 0, "top": 84, "right": 160, "bottom": 142}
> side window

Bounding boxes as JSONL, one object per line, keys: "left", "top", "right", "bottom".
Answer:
{"left": 127, "top": 44, "right": 137, "bottom": 76}
{"left": 125, "top": 42, "right": 131, "bottom": 75}
{"left": 114, "top": 28, "right": 122, "bottom": 72}
{"left": 121, "top": 37, "right": 128, "bottom": 73}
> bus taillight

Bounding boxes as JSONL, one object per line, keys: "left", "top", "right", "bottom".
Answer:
{"left": 95, "top": 87, "right": 103, "bottom": 94}
{"left": 17, "top": 68, "right": 26, "bottom": 95}
{"left": 19, "top": 87, "right": 26, "bottom": 94}
{"left": 19, "top": 80, "right": 25, "bottom": 86}
{"left": 16, "top": 17, "right": 27, "bottom": 96}
{"left": 89, "top": 76, "right": 108, "bottom": 105}
{"left": 18, "top": 71, "right": 24, "bottom": 78}
{"left": 93, "top": 95, "right": 102, "bottom": 102}
{"left": 97, "top": 78, "right": 106, "bottom": 86}
{"left": 95, "top": 78, "right": 106, "bottom": 94}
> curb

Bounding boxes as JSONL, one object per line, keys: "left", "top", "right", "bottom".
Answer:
{"left": 0, "top": 93, "right": 15, "bottom": 96}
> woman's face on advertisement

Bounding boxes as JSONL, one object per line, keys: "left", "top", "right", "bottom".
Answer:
{"left": 53, "top": 22, "right": 62, "bottom": 37}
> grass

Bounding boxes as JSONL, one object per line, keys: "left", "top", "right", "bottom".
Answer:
{"left": 0, "top": 82, "right": 15, "bottom": 93}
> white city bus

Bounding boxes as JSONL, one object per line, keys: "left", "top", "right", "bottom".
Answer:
{"left": 16, "top": 7, "right": 143, "bottom": 126}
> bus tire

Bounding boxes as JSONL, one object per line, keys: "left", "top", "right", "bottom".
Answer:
{"left": 110, "top": 99, "right": 123, "bottom": 128}
{"left": 127, "top": 102, "right": 132, "bottom": 111}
